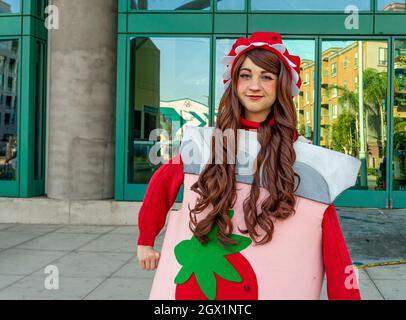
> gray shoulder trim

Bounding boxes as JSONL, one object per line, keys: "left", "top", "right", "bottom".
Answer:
{"left": 293, "top": 162, "right": 331, "bottom": 204}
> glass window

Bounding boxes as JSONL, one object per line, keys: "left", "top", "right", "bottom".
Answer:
{"left": 0, "top": 0, "right": 19, "bottom": 13}
{"left": 321, "top": 40, "right": 388, "bottom": 191}
{"left": 217, "top": 0, "right": 245, "bottom": 10}
{"left": 36, "top": 0, "right": 46, "bottom": 18}
{"left": 251, "top": 0, "right": 370, "bottom": 11}
{"left": 131, "top": 0, "right": 211, "bottom": 10}
{"left": 344, "top": 58, "right": 349, "bottom": 69}
{"left": 128, "top": 37, "right": 210, "bottom": 184}
{"left": 393, "top": 40, "right": 406, "bottom": 191}
{"left": 0, "top": 40, "right": 19, "bottom": 181}
{"left": 215, "top": 38, "right": 239, "bottom": 120}
{"left": 379, "top": 47, "right": 388, "bottom": 66}
{"left": 285, "top": 39, "right": 316, "bottom": 142}
{"left": 378, "top": 0, "right": 406, "bottom": 11}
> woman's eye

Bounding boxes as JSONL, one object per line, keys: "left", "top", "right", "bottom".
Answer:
{"left": 239, "top": 74, "right": 250, "bottom": 79}
{"left": 262, "top": 75, "right": 273, "bottom": 80}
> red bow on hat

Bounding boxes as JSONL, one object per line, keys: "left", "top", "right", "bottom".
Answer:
{"left": 221, "top": 32, "right": 302, "bottom": 97}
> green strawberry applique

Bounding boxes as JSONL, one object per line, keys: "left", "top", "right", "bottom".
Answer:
{"left": 174, "top": 210, "right": 258, "bottom": 300}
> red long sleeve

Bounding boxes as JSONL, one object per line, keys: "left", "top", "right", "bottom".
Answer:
{"left": 137, "top": 153, "right": 184, "bottom": 247}
{"left": 322, "top": 203, "right": 362, "bottom": 300}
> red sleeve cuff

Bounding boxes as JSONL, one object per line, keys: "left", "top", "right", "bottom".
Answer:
{"left": 322, "top": 203, "right": 362, "bottom": 300}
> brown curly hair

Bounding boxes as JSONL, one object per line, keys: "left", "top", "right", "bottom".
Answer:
{"left": 188, "top": 48, "right": 299, "bottom": 247}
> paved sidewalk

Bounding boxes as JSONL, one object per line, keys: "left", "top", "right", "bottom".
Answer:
{"left": 0, "top": 207, "right": 405, "bottom": 300}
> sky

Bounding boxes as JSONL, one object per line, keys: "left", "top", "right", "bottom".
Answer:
{"left": 152, "top": 38, "right": 210, "bottom": 105}
{"left": 0, "top": 0, "right": 19, "bottom": 13}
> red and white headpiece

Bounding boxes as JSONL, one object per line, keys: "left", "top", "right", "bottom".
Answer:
{"left": 221, "top": 32, "right": 302, "bottom": 97}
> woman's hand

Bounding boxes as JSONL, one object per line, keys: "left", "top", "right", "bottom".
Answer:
{"left": 137, "top": 245, "right": 161, "bottom": 271}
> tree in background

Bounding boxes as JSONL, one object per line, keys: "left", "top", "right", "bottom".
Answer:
{"left": 332, "top": 111, "right": 359, "bottom": 157}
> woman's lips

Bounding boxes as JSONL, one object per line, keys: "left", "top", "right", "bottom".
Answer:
{"left": 247, "top": 96, "right": 263, "bottom": 101}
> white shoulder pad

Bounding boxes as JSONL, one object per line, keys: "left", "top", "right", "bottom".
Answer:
{"left": 293, "top": 141, "right": 361, "bottom": 202}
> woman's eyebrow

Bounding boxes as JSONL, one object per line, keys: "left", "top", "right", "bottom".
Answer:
{"left": 240, "top": 68, "right": 272, "bottom": 74}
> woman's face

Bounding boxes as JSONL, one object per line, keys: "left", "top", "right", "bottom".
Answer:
{"left": 237, "top": 57, "right": 279, "bottom": 122}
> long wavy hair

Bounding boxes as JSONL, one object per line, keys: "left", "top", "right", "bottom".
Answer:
{"left": 188, "top": 48, "right": 299, "bottom": 247}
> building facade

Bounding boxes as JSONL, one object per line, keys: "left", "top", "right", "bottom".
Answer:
{"left": 0, "top": 0, "right": 405, "bottom": 225}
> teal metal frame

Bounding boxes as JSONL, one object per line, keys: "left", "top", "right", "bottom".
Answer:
{"left": 392, "top": 36, "right": 406, "bottom": 208}
{"left": 0, "top": 0, "right": 48, "bottom": 197}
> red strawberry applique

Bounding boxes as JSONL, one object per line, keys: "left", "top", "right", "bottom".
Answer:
{"left": 174, "top": 210, "right": 258, "bottom": 300}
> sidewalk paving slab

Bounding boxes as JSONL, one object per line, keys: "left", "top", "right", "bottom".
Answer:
{"left": 28, "top": 251, "right": 134, "bottom": 279}
{"left": 372, "top": 280, "right": 406, "bottom": 300}
{"left": 111, "top": 256, "right": 155, "bottom": 279}
{"left": 54, "top": 226, "right": 116, "bottom": 234}
{"left": 0, "top": 224, "right": 17, "bottom": 231}
{"left": 77, "top": 233, "right": 138, "bottom": 253}
{"left": 14, "top": 233, "right": 101, "bottom": 252}
{"left": 84, "top": 277, "right": 154, "bottom": 300}
{"left": 0, "top": 232, "right": 46, "bottom": 250}
{"left": 0, "top": 249, "right": 67, "bottom": 276}
{"left": 0, "top": 276, "right": 105, "bottom": 300}
{"left": 366, "top": 264, "right": 406, "bottom": 280}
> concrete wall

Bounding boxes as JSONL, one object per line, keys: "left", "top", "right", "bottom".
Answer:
{"left": 47, "top": 0, "right": 117, "bottom": 200}
{"left": 0, "top": 197, "right": 182, "bottom": 225}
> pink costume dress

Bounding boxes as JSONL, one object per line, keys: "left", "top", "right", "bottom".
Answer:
{"left": 148, "top": 126, "right": 361, "bottom": 300}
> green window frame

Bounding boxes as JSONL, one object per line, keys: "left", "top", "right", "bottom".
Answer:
{"left": 0, "top": 0, "right": 48, "bottom": 198}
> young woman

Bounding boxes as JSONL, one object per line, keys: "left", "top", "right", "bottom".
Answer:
{"left": 137, "top": 32, "right": 362, "bottom": 300}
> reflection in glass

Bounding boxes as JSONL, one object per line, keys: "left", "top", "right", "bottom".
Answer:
{"left": 131, "top": 0, "right": 211, "bottom": 10}
{"left": 36, "top": 0, "right": 45, "bottom": 17}
{"left": 378, "top": 0, "right": 406, "bottom": 11}
{"left": 215, "top": 38, "right": 237, "bottom": 121}
{"left": 34, "top": 42, "right": 46, "bottom": 181}
{"left": 0, "top": 40, "right": 19, "bottom": 181}
{"left": 129, "top": 37, "right": 210, "bottom": 183}
{"left": 251, "top": 0, "right": 370, "bottom": 11}
{"left": 321, "top": 40, "right": 388, "bottom": 191}
{"left": 393, "top": 40, "right": 406, "bottom": 191}
{"left": 0, "top": 0, "right": 19, "bottom": 13}
{"left": 215, "top": 38, "right": 315, "bottom": 140}
{"left": 217, "top": 0, "right": 245, "bottom": 10}
{"left": 284, "top": 40, "right": 315, "bottom": 141}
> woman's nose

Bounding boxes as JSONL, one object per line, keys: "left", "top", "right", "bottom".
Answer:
{"left": 248, "top": 76, "right": 261, "bottom": 90}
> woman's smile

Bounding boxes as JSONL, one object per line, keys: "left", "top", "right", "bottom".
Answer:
{"left": 247, "top": 95, "right": 264, "bottom": 101}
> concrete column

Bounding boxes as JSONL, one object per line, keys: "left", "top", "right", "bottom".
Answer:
{"left": 47, "top": 0, "right": 117, "bottom": 200}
